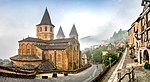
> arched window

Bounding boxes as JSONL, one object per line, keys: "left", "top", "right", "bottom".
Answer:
{"left": 22, "top": 44, "right": 26, "bottom": 55}
{"left": 50, "top": 27, "right": 52, "bottom": 32}
{"left": 50, "top": 54, "right": 52, "bottom": 61}
{"left": 45, "top": 26, "right": 47, "bottom": 31}
{"left": 40, "top": 27, "right": 42, "bottom": 32}
{"left": 27, "top": 49, "right": 30, "bottom": 55}
{"left": 58, "top": 54, "right": 61, "bottom": 61}
{"left": 27, "top": 44, "right": 31, "bottom": 55}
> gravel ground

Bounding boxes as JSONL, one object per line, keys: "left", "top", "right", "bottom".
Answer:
{"left": 134, "top": 66, "right": 150, "bottom": 82}
{"left": 119, "top": 49, "right": 150, "bottom": 82}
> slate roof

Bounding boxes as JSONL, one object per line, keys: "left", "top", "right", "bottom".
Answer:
{"left": 56, "top": 26, "right": 65, "bottom": 38}
{"left": 19, "top": 37, "right": 73, "bottom": 44}
{"left": 69, "top": 24, "right": 78, "bottom": 36}
{"left": 37, "top": 61, "right": 56, "bottom": 71}
{"left": 18, "top": 37, "right": 45, "bottom": 43}
{"left": 36, "top": 45, "right": 68, "bottom": 50}
{"left": 46, "top": 38, "right": 73, "bottom": 44}
{"left": 10, "top": 55, "right": 42, "bottom": 62}
{"left": 22, "top": 64, "right": 35, "bottom": 70}
{"left": 39, "top": 8, "right": 54, "bottom": 27}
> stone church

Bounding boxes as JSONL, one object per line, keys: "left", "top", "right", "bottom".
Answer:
{"left": 10, "top": 8, "right": 81, "bottom": 71}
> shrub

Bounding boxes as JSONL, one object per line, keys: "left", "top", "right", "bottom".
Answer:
{"left": 130, "top": 55, "right": 134, "bottom": 59}
{"left": 144, "top": 62, "right": 150, "bottom": 69}
{"left": 103, "top": 52, "right": 117, "bottom": 66}
{"left": 147, "top": 45, "right": 150, "bottom": 49}
{"left": 130, "top": 45, "right": 135, "bottom": 50}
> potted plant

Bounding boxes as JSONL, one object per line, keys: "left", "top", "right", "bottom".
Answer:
{"left": 130, "top": 45, "right": 135, "bottom": 50}
{"left": 147, "top": 45, "right": 150, "bottom": 49}
{"left": 134, "top": 58, "right": 138, "bottom": 62}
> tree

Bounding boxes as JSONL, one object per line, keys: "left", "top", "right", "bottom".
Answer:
{"left": 92, "top": 48, "right": 102, "bottom": 63}
{"left": 103, "top": 52, "right": 117, "bottom": 66}
{"left": 84, "top": 50, "right": 92, "bottom": 60}
{"left": 116, "top": 47, "right": 124, "bottom": 54}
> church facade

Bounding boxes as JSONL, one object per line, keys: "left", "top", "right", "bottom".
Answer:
{"left": 10, "top": 8, "right": 81, "bottom": 71}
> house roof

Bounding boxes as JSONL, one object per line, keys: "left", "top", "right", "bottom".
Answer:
{"left": 56, "top": 26, "right": 65, "bottom": 38}
{"left": 10, "top": 55, "right": 42, "bottom": 62}
{"left": 36, "top": 45, "right": 68, "bottom": 50}
{"left": 69, "top": 24, "right": 78, "bottom": 36}
{"left": 37, "top": 61, "right": 56, "bottom": 71}
{"left": 39, "top": 8, "right": 54, "bottom": 27}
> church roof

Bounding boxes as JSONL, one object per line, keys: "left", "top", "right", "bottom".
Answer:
{"left": 10, "top": 55, "right": 42, "bottom": 62}
{"left": 37, "top": 61, "right": 56, "bottom": 71}
{"left": 56, "top": 26, "right": 65, "bottom": 38}
{"left": 18, "top": 37, "right": 46, "bottom": 43}
{"left": 36, "top": 45, "right": 68, "bottom": 50}
{"left": 19, "top": 37, "right": 74, "bottom": 44}
{"left": 69, "top": 24, "right": 78, "bottom": 36}
{"left": 39, "top": 8, "right": 54, "bottom": 27}
{"left": 22, "top": 64, "right": 35, "bottom": 70}
{"left": 46, "top": 38, "right": 73, "bottom": 44}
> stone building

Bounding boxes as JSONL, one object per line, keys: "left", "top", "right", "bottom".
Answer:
{"left": 81, "top": 54, "right": 88, "bottom": 66}
{"left": 128, "top": 0, "right": 150, "bottom": 64}
{"left": 10, "top": 8, "right": 81, "bottom": 71}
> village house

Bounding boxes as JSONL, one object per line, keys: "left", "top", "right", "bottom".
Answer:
{"left": 128, "top": 0, "right": 150, "bottom": 64}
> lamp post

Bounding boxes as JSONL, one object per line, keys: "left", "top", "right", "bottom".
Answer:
{"left": 109, "top": 57, "right": 112, "bottom": 67}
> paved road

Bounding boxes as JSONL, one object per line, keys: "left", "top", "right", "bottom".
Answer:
{"left": 0, "top": 64, "right": 102, "bottom": 82}
{"left": 50, "top": 64, "right": 102, "bottom": 82}
{"left": 107, "top": 48, "right": 127, "bottom": 82}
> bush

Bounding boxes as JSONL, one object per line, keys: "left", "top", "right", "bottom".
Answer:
{"left": 103, "top": 52, "right": 117, "bottom": 66}
{"left": 116, "top": 47, "right": 124, "bottom": 53}
{"left": 144, "top": 62, "right": 150, "bottom": 69}
{"left": 130, "top": 55, "right": 134, "bottom": 59}
{"left": 130, "top": 45, "right": 135, "bottom": 50}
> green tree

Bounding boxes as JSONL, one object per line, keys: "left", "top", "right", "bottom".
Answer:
{"left": 92, "top": 48, "right": 102, "bottom": 63}
{"left": 116, "top": 47, "right": 124, "bottom": 54}
{"left": 84, "top": 50, "right": 92, "bottom": 60}
{"left": 103, "top": 52, "right": 117, "bottom": 66}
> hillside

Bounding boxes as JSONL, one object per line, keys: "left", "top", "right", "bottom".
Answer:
{"left": 109, "top": 29, "right": 128, "bottom": 43}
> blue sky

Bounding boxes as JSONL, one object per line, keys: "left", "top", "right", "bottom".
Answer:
{"left": 0, "top": 0, "right": 142, "bottom": 59}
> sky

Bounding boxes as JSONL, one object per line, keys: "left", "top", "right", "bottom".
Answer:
{"left": 0, "top": 0, "right": 142, "bottom": 59}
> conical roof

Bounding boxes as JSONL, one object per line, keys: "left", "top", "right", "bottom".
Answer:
{"left": 69, "top": 24, "right": 78, "bottom": 36}
{"left": 40, "top": 8, "right": 54, "bottom": 26}
{"left": 56, "top": 26, "right": 65, "bottom": 38}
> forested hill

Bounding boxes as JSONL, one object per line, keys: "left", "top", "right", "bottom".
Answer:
{"left": 109, "top": 29, "right": 128, "bottom": 43}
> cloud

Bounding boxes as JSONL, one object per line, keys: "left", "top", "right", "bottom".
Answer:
{"left": 0, "top": 0, "right": 143, "bottom": 58}
{"left": 79, "top": 0, "right": 142, "bottom": 49}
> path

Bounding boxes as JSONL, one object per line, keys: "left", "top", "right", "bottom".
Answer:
{"left": 107, "top": 48, "right": 127, "bottom": 82}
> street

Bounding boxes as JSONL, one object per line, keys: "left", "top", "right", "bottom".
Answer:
{"left": 50, "top": 64, "right": 102, "bottom": 82}
{"left": 0, "top": 64, "right": 102, "bottom": 82}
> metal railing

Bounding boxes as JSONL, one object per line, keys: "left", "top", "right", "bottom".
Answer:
{"left": 118, "top": 67, "right": 135, "bottom": 82}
